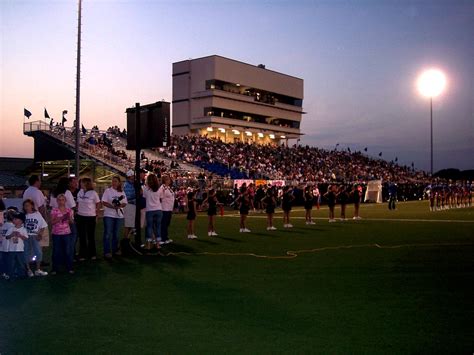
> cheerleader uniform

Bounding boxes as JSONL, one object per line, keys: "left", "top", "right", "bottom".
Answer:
{"left": 282, "top": 192, "right": 293, "bottom": 212}
{"left": 187, "top": 197, "right": 196, "bottom": 221}
{"left": 207, "top": 197, "right": 217, "bottom": 216}
{"left": 304, "top": 192, "right": 313, "bottom": 210}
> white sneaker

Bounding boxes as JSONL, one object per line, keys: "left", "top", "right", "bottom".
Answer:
{"left": 239, "top": 228, "right": 244, "bottom": 233}
{"left": 211, "top": 231, "right": 218, "bottom": 236}
{"left": 329, "top": 219, "right": 336, "bottom": 223}
{"left": 35, "top": 270, "right": 48, "bottom": 276}
{"left": 309, "top": 221, "right": 315, "bottom": 225}
{"left": 287, "top": 224, "right": 293, "bottom": 228}
{"left": 158, "top": 241, "right": 165, "bottom": 245}
{"left": 270, "top": 226, "right": 277, "bottom": 230}
{"left": 164, "top": 239, "right": 173, "bottom": 244}
{"left": 192, "top": 235, "right": 198, "bottom": 239}
{"left": 243, "top": 228, "right": 251, "bottom": 233}
{"left": 27, "top": 270, "right": 34, "bottom": 278}
{"left": 283, "top": 224, "right": 288, "bottom": 228}
{"left": 305, "top": 221, "right": 309, "bottom": 225}
{"left": 187, "top": 235, "right": 193, "bottom": 239}
{"left": 267, "top": 227, "right": 271, "bottom": 231}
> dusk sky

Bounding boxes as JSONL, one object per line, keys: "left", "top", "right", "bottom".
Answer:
{"left": 1, "top": 0, "right": 473, "bottom": 171}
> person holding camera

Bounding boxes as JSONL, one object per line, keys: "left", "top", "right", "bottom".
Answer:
{"left": 101, "top": 176, "right": 127, "bottom": 259}
{"left": 158, "top": 175, "right": 175, "bottom": 245}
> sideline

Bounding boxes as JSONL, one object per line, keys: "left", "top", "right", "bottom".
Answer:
{"left": 158, "top": 242, "right": 474, "bottom": 260}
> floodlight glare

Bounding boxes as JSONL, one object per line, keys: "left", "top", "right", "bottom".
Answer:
{"left": 417, "top": 69, "right": 446, "bottom": 98}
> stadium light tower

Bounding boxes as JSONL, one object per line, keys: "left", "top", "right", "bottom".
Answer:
{"left": 417, "top": 68, "right": 446, "bottom": 175}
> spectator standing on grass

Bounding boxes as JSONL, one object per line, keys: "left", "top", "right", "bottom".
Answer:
{"left": 0, "top": 186, "right": 6, "bottom": 225}
{"left": 123, "top": 170, "right": 137, "bottom": 240}
{"left": 282, "top": 186, "right": 295, "bottom": 228}
{"left": 76, "top": 178, "right": 100, "bottom": 260}
{"left": 324, "top": 185, "right": 337, "bottom": 222}
{"left": 186, "top": 190, "right": 197, "bottom": 239}
{"left": 303, "top": 185, "right": 315, "bottom": 225}
{"left": 50, "top": 194, "right": 75, "bottom": 274}
{"left": 1, "top": 209, "right": 16, "bottom": 279}
{"left": 5, "top": 212, "right": 29, "bottom": 280}
{"left": 23, "top": 200, "right": 48, "bottom": 277}
{"left": 50, "top": 177, "right": 76, "bottom": 210}
{"left": 143, "top": 173, "right": 162, "bottom": 250}
{"left": 158, "top": 175, "right": 175, "bottom": 245}
{"left": 23, "top": 175, "right": 47, "bottom": 219}
{"left": 101, "top": 176, "right": 127, "bottom": 259}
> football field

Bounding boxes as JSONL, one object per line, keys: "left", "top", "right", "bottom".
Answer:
{"left": 1, "top": 201, "right": 473, "bottom": 354}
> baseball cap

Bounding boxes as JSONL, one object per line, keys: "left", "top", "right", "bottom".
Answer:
{"left": 126, "top": 170, "right": 134, "bottom": 177}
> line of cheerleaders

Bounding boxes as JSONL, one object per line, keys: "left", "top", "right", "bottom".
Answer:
{"left": 424, "top": 184, "right": 473, "bottom": 211}
{"left": 186, "top": 183, "right": 364, "bottom": 238}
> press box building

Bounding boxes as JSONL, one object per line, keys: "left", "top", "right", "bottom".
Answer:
{"left": 172, "top": 55, "right": 304, "bottom": 144}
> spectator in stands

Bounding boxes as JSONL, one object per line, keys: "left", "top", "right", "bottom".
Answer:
{"left": 143, "top": 173, "right": 162, "bottom": 250}
{"left": 101, "top": 176, "right": 127, "bottom": 259}
{"left": 158, "top": 175, "right": 175, "bottom": 245}
{"left": 76, "top": 178, "right": 100, "bottom": 260}
{"left": 23, "top": 175, "right": 47, "bottom": 219}
{"left": 50, "top": 194, "right": 75, "bottom": 275}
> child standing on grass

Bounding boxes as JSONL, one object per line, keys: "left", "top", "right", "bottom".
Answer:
{"left": 0, "top": 209, "right": 15, "bottom": 279}
{"left": 5, "top": 212, "right": 29, "bottom": 280}
{"left": 203, "top": 188, "right": 218, "bottom": 237}
{"left": 262, "top": 187, "right": 277, "bottom": 231}
{"left": 186, "top": 190, "right": 197, "bottom": 239}
{"left": 304, "top": 185, "right": 315, "bottom": 225}
{"left": 324, "top": 185, "right": 337, "bottom": 223}
{"left": 50, "top": 194, "right": 75, "bottom": 275}
{"left": 23, "top": 199, "right": 48, "bottom": 277}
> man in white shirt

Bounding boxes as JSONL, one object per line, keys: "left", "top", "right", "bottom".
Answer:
{"left": 23, "top": 175, "right": 47, "bottom": 219}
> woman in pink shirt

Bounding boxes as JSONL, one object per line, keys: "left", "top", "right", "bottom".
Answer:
{"left": 50, "top": 194, "right": 75, "bottom": 274}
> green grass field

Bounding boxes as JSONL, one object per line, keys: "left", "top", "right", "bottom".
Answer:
{"left": 1, "top": 201, "right": 473, "bottom": 354}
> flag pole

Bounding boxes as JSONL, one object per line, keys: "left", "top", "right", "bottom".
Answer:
{"left": 74, "top": 0, "right": 82, "bottom": 178}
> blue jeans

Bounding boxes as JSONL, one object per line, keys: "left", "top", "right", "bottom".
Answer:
{"left": 103, "top": 217, "right": 123, "bottom": 255}
{"left": 52, "top": 234, "right": 74, "bottom": 272}
{"left": 161, "top": 211, "right": 172, "bottom": 242}
{"left": 145, "top": 210, "right": 162, "bottom": 242}
{"left": 6, "top": 252, "right": 27, "bottom": 278}
{"left": 24, "top": 236, "right": 43, "bottom": 264}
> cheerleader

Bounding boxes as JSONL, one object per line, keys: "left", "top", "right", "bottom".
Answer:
{"left": 261, "top": 187, "right": 277, "bottom": 230}
{"left": 237, "top": 186, "right": 253, "bottom": 233}
{"left": 303, "top": 186, "right": 315, "bottom": 225}
{"left": 351, "top": 184, "right": 362, "bottom": 219}
{"left": 281, "top": 186, "right": 295, "bottom": 228}
{"left": 337, "top": 185, "right": 350, "bottom": 221}
{"left": 202, "top": 188, "right": 219, "bottom": 237}
{"left": 324, "top": 185, "right": 337, "bottom": 222}
{"left": 186, "top": 190, "right": 197, "bottom": 239}
{"left": 313, "top": 185, "right": 321, "bottom": 210}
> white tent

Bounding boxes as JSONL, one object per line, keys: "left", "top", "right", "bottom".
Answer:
{"left": 364, "top": 179, "right": 383, "bottom": 203}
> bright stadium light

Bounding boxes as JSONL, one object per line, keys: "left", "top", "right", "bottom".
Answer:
{"left": 280, "top": 135, "right": 286, "bottom": 139}
{"left": 218, "top": 128, "right": 226, "bottom": 133}
{"left": 232, "top": 129, "right": 240, "bottom": 134}
{"left": 269, "top": 134, "right": 275, "bottom": 139}
{"left": 257, "top": 133, "right": 264, "bottom": 138}
{"left": 245, "top": 131, "right": 252, "bottom": 136}
{"left": 206, "top": 127, "right": 213, "bottom": 132}
{"left": 417, "top": 68, "right": 447, "bottom": 175}
{"left": 417, "top": 69, "right": 446, "bottom": 98}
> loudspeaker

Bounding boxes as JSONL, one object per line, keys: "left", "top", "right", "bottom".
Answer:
{"left": 126, "top": 101, "right": 170, "bottom": 150}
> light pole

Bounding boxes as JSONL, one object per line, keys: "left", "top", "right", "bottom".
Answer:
{"left": 417, "top": 68, "right": 446, "bottom": 175}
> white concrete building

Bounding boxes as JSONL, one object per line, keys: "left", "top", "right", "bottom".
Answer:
{"left": 172, "top": 55, "right": 304, "bottom": 144}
